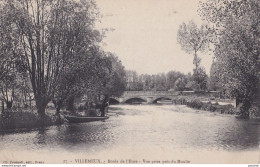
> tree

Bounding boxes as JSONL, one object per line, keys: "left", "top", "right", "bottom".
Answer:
{"left": 83, "top": 52, "right": 126, "bottom": 116}
{"left": 0, "top": 65, "right": 16, "bottom": 109}
{"left": 154, "top": 73, "right": 167, "bottom": 91}
{"left": 166, "top": 71, "right": 186, "bottom": 90}
{"left": 99, "top": 53, "right": 126, "bottom": 100}
{"left": 0, "top": 0, "right": 100, "bottom": 116}
{"left": 52, "top": 45, "right": 104, "bottom": 114}
{"left": 125, "top": 70, "right": 139, "bottom": 91}
{"left": 200, "top": 0, "right": 260, "bottom": 118}
{"left": 52, "top": 67, "right": 77, "bottom": 114}
{"left": 177, "top": 21, "right": 211, "bottom": 90}
{"left": 209, "top": 60, "right": 221, "bottom": 91}
{"left": 124, "top": 70, "right": 192, "bottom": 91}
{"left": 185, "top": 81, "right": 198, "bottom": 91}
{"left": 0, "top": 14, "right": 23, "bottom": 109}
{"left": 174, "top": 77, "right": 186, "bottom": 91}
{"left": 193, "top": 67, "right": 208, "bottom": 91}
{"left": 144, "top": 74, "right": 153, "bottom": 91}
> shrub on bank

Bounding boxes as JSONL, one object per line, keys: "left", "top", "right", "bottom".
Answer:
{"left": 186, "top": 99, "right": 203, "bottom": 109}
{"left": 248, "top": 103, "right": 260, "bottom": 118}
{"left": 172, "top": 97, "right": 235, "bottom": 114}
{"left": 0, "top": 110, "right": 65, "bottom": 131}
{"left": 201, "top": 102, "right": 217, "bottom": 111}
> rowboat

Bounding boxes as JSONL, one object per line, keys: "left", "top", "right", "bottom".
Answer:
{"left": 64, "top": 115, "right": 109, "bottom": 123}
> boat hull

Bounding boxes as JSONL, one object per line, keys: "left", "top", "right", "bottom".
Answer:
{"left": 64, "top": 115, "right": 109, "bottom": 123}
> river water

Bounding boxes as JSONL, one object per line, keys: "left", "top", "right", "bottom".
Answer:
{"left": 0, "top": 104, "right": 260, "bottom": 163}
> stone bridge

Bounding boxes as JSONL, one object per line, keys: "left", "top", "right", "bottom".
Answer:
{"left": 111, "top": 91, "right": 181, "bottom": 104}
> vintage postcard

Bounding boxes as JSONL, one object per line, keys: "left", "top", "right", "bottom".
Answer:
{"left": 0, "top": 0, "right": 259, "bottom": 165}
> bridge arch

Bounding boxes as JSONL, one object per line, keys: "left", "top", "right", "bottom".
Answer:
{"left": 124, "top": 97, "right": 147, "bottom": 104}
{"left": 152, "top": 97, "right": 172, "bottom": 103}
{"left": 109, "top": 98, "right": 120, "bottom": 105}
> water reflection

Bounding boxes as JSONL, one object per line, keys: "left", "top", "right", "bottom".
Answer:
{"left": 0, "top": 104, "right": 259, "bottom": 153}
{"left": 36, "top": 128, "right": 47, "bottom": 144}
{"left": 218, "top": 118, "right": 260, "bottom": 150}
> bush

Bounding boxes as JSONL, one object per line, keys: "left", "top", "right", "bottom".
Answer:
{"left": 77, "top": 104, "right": 85, "bottom": 111}
{"left": 172, "top": 96, "right": 235, "bottom": 115}
{"left": 172, "top": 97, "right": 187, "bottom": 105}
{"left": 0, "top": 111, "right": 38, "bottom": 130}
{"left": 248, "top": 103, "right": 260, "bottom": 118}
{"left": 0, "top": 110, "right": 65, "bottom": 131}
{"left": 187, "top": 99, "right": 203, "bottom": 109}
{"left": 201, "top": 102, "right": 217, "bottom": 112}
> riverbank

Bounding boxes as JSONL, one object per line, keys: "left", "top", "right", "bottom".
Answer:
{"left": 1, "top": 104, "right": 259, "bottom": 164}
{"left": 0, "top": 96, "right": 241, "bottom": 132}
{"left": 171, "top": 96, "right": 236, "bottom": 115}
{"left": 0, "top": 108, "right": 65, "bottom": 132}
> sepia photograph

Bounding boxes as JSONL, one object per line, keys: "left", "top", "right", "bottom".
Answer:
{"left": 0, "top": 0, "right": 259, "bottom": 165}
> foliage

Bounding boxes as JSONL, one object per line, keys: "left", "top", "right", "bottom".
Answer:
{"left": 193, "top": 67, "right": 208, "bottom": 91}
{"left": 208, "top": 60, "right": 221, "bottom": 91}
{"left": 185, "top": 81, "right": 198, "bottom": 91}
{"left": 53, "top": 46, "right": 104, "bottom": 113}
{"left": 174, "top": 77, "right": 186, "bottom": 91}
{"left": 0, "top": 110, "right": 64, "bottom": 130}
{"left": 103, "top": 53, "right": 126, "bottom": 97}
{"left": 200, "top": 0, "right": 260, "bottom": 118}
{"left": 177, "top": 21, "right": 212, "bottom": 90}
{"left": 0, "top": 0, "right": 102, "bottom": 115}
{"left": 177, "top": 21, "right": 210, "bottom": 55}
{"left": 0, "top": 10, "right": 22, "bottom": 108}
{"left": 125, "top": 70, "right": 191, "bottom": 91}
{"left": 172, "top": 96, "right": 235, "bottom": 114}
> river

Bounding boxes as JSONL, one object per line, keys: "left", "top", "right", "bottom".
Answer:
{"left": 0, "top": 104, "right": 260, "bottom": 163}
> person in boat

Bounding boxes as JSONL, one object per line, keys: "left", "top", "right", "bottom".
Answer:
{"left": 100, "top": 103, "right": 106, "bottom": 117}
{"left": 105, "top": 102, "right": 109, "bottom": 113}
{"left": 100, "top": 98, "right": 109, "bottom": 117}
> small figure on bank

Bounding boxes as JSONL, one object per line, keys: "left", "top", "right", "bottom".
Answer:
{"left": 105, "top": 102, "right": 109, "bottom": 113}
{"left": 100, "top": 101, "right": 109, "bottom": 117}
{"left": 100, "top": 105, "right": 105, "bottom": 117}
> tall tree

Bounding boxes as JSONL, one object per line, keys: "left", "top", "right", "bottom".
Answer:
{"left": 193, "top": 67, "right": 208, "bottom": 91}
{"left": 0, "top": 11, "right": 23, "bottom": 109}
{"left": 200, "top": 0, "right": 260, "bottom": 118}
{"left": 209, "top": 60, "right": 221, "bottom": 91}
{"left": 84, "top": 52, "right": 126, "bottom": 116}
{"left": 53, "top": 45, "right": 107, "bottom": 114}
{"left": 99, "top": 53, "right": 126, "bottom": 100}
{"left": 177, "top": 21, "right": 211, "bottom": 90}
{"left": 0, "top": 0, "right": 100, "bottom": 116}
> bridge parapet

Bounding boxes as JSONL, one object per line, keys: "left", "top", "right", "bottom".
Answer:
{"left": 111, "top": 91, "right": 222, "bottom": 104}
{"left": 123, "top": 91, "right": 180, "bottom": 96}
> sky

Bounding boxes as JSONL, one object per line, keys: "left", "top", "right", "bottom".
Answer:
{"left": 95, "top": 0, "right": 212, "bottom": 75}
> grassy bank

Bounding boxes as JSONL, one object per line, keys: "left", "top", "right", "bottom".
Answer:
{"left": 172, "top": 96, "right": 236, "bottom": 115}
{"left": 0, "top": 109, "right": 65, "bottom": 131}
